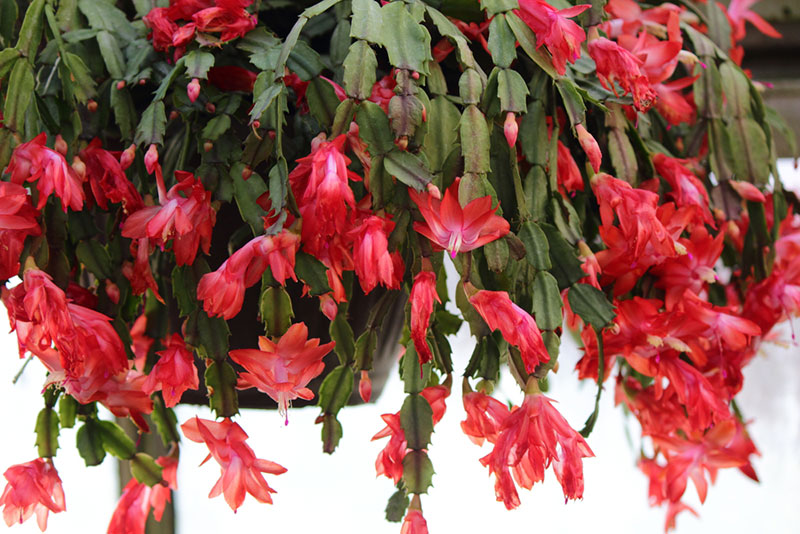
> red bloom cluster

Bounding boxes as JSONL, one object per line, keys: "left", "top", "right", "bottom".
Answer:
{"left": 107, "top": 456, "right": 178, "bottom": 534}
{"left": 462, "top": 391, "right": 593, "bottom": 509}
{"left": 141, "top": 334, "right": 199, "bottom": 408}
{"left": 144, "top": 0, "right": 257, "bottom": 59}
{"left": 516, "top": 0, "right": 591, "bottom": 75}
{"left": 0, "top": 182, "right": 41, "bottom": 280}
{"left": 181, "top": 417, "right": 286, "bottom": 511}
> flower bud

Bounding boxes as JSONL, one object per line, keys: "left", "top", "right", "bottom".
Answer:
{"left": 358, "top": 370, "right": 372, "bottom": 403}
{"left": 576, "top": 123, "right": 602, "bottom": 173}
{"left": 205, "top": 102, "right": 216, "bottom": 114}
{"left": 120, "top": 144, "right": 136, "bottom": 170}
{"left": 503, "top": 111, "right": 518, "bottom": 148}
{"left": 242, "top": 166, "right": 253, "bottom": 181}
{"left": 169, "top": 110, "right": 179, "bottom": 120}
{"left": 203, "top": 141, "right": 213, "bottom": 152}
{"left": 187, "top": 78, "right": 201, "bottom": 103}
{"left": 426, "top": 182, "right": 441, "bottom": 200}
{"left": 71, "top": 156, "right": 86, "bottom": 179}
{"left": 87, "top": 99, "right": 98, "bottom": 112}
{"left": 105, "top": 280, "right": 120, "bottom": 304}
{"left": 116, "top": 80, "right": 126, "bottom": 90}
{"left": 54, "top": 135, "right": 68, "bottom": 156}
{"left": 144, "top": 144, "right": 159, "bottom": 174}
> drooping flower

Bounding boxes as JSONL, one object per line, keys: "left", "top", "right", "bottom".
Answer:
{"left": 409, "top": 270, "right": 441, "bottom": 366}
{"left": 0, "top": 458, "right": 66, "bottom": 531}
{"left": 587, "top": 35, "right": 657, "bottom": 112}
{"left": 180, "top": 417, "right": 286, "bottom": 511}
{"left": 0, "top": 182, "right": 41, "bottom": 280}
{"left": 461, "top": 391, "right": 510, "bottom": 446}
{"left": 197, "top": 230, "right": 299, "bottom": 319}
{"left": 5, "top": 133, "right": 85, "bottom": 212}
{"left": 479, "top": 391, "right": 594, "bottom": 509}
{"left": 348, "top": 215, "right": 402, "bottom": 294}
{"left": 107, "top": 456, "right": 178, "bottom": 534}
{"left": 122, "top": 147, "right": 216, "bottom": 266}
{"left": 575, "top": 123, "right": 602, "bottom": 173}
{"left": 409, "top": 177, "right": 510, "bottom": 258}
{"left": 400, "top": 507, "right": 429, "bottom": 534}
{"left": 141, "top": 334, "right": 199, "bottom": 408}
{"left": 652, "top": 153, "right": 714, "bottom": 227}
{"left": 79, "top": 138, "right": 144, "bottom": 213}
{"left": 556, "top": 140, "right": 584, "bottom": 194}
{"left": 468, "top": 287, "right": 549, "bottom": 373}
{"left": 516, "top": 0, "right": 591, "bottom": 75}
{"left": 229, "top": 322, "right": 334, "bottom": 422}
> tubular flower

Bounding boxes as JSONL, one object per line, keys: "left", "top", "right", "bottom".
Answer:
{"left": 107, "top": 456, "right": 178, "bottom": 534}
{"left": 0, "top": 458, "right": 66, "bottom": 531}
{"left": 0, "top": 182, "right": 41, "bottom": 280}
{"left": 181, "top": 417, "right": 286, "bottom": 512}
{"left": 79, "top": 138, "right": 144, "bottom": 213}
{"left": 122, "top": 168, "right": 216, "bottom": 266}
{"left": 587, "top": 36, "right": 657, "bottom": 112}
{"left": 141, "top": 334, "right": 199, "bottom": 408}
{"left": 575, "top": 124, "right": 602, "bottom": 173}
{"left": 197, "top": 230, "right": 299, "bottom": 320}
{"left": 400, "top": 508, "right": 429, "bottom": 534}
{"left": 5, "top": 132, "right": 85, "bottom": 212}
{"left": 468, "top": 288, "right": 549, "bottom": 374}
{"left": 409, "top": 270, "right": 441, "bottom": 366}
{"left": 515, "top": 0, "right": 591, "bottom": 75}
{"left": 409, "top": 177, "right": 510, "bottom": 258}
{"left": 461, "top": 391, "right": 511, "bottom": 446}
{"left": 556, "top": 140, "right": 584, "bottom": 194}
{"left": 349, "top": 215, "right": 402, "bottom": 294}
{"left": 229, "top": 322, "right": 335, "bottom": 423}
{"left": 479, "top": 392, "right": 594, "bottom": 509}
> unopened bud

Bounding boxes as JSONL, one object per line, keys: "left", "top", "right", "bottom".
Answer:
{"left": 71, "top": 157, "right": 86, "bottom": 179}
{"left": 120, "top": 144, "right": 136, "bottom": 170}
{"left": 267, "top": 130, "right": 276, "bottom": 140}
{"left": 396, "top": 135, "right": 408, "bottom": 151}
{"left": 116, "top": 80, "right": 126, "bottom": 90}
{"left": 358, "top": 370, "right": 372, "bottom": 403}
{"left": 169, "top": 110, "right": 179, "bottom": 121}
{"left": 252, "top": 120, "right": 261, "bottom": 129}
{"left": 144, "top": 144, "right": 159, "bottom": 174}
{"left": 320, "top": 294, "right": 337, "bottom": 321}
{"left": 242, "top": 166, "right": 253, "bottom": 181}
{"left": 421, "top": 104, "right": 427, "bottom": 122}
{"left": 576, "top": 123, "right": 602, "bottom": 173}
{"left": 54, "top": 135, "right": 68, "bottom": 156}
{"left": 411, "top": 71, "right": 420, "bottom": 80}
{"left": 87, "top": 99, "right": 98, "bottom": 113}
{"left": 426, "top": 182, "right": 442, "bottom": 200}
{"left": 138, "top": 78, "right": 147, "bottom": 85}
{"left": 187, "top": 78, "right": 201, "bottom": 103}
{"left": 205, "top": 102, "right": 215, "bottom": 114}
{"left": 105, "top": 280, "right": 120, "bottom": 304}
{"left": 503, "top": 112, "right": 518, "bottom": 148}
{"left": 203, "top": 141, "right": 213, "bottom": 152}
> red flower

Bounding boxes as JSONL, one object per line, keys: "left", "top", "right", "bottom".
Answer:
{"left": 653, "top": 153, "right": 714, "bottom": 227}
{"left": 516, "top": 0, "right": 591, "bottom": 75}
{"left": 409, "top": 177, "right": 509, "bottom": 258}
{"left": 79, "top": 138, "right": 143, "bottom": 213}
{"left": 479, "top": 392, "right": 594, "bottom": 509}
{"left": 181, "top": 417, "right": 286, "bottom": 511}
{"left": 197, "top": 230, "right": 299, "bottom": 319}
{"left": 192, "top": 1, "right": 257, "bottom": 42}
{"left": 142, "top": 334, "right": 199, "bottom": 408}
{"left": 5, "top": 133, "right": 85, "bottom": 212}
{"left": 409, "top": 270, "right": 441, "bottom": 365}
{"left": 400, "top": 508, "right": 429, "bottom": 534}
{"left": 575, "top": 124, "right": 602, "bottom": 173}
{"left": 0, "top": 182, "right": 41, "bottom": 280}
{"left": 468, "top": 288, "right": 549, "bottom": 374}
{"left": 107, "top": 456, "right": 178, "bottom": 534}
{"left": 587, "top": 36, "right": 657, "bottom": 112}
{"left": 556, "top": 140, "right": 584, "bottom": 194}
{"left": 122, "top": 148, "right": 215, "bottom": 266}
{"left": 461, "top": 391, "right": 510, "bottom": 446}
{"left": 726, "top": 0, "right": 781, "bottom": 42}
{"left": 0, "top": 458, "right": 65, "bottom": 531}
{"left": 349, "top": 215, "right": 402, "bottom": 294}
{"left": 229, "top": 322, "right": 334, "bottom": 423}
{"left": 372, "top": 386, "right": 449, "bottom": 483}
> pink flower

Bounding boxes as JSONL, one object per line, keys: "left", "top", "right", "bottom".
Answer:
{"left": 588, "top": 36, "right": 657, "bottom": 112}
{"left": 409, "top": 177, "right": 510, "bottom": 258}
{"left": 409, "top": 270, "right": 440, "bottom": 365}
{"left": 461, "top": 391, "right": 510, "bottom": 446}
{"left": 0, "top": 459, "right": 66, "bottom": 531}
{"left": 229, "top": 322, "right": 335, "bottom": 422}
{"left": 187, "top": 78, "right": 201, "bottom": 102}
{"left": 5, "top": 133, "right": 85, "bottom": 212}
{"left": 142, "top": 334, "right": 199, "bottom": 407}
{"left": 516, "top": 0, "right": 591, "bottom": 75}
{"left": 181, "top": 417, "right": 286, "bottom": 511}
{"left": 197, "top": 230, "right": 299, "bottom": 319}
{"left": 122, "top": 150, "right": 216, "bottom": 266}
{"left": 479, "top": 392, "right": 594, "bottom": 509}
{"left": 0, "top": 182, "right": 41, "bottom": 280}
{"left": 349, "top": 215, "right": 402, "bottom": 294}
{"left": 400, "top": 508, "right": 429, "bottom": 534}
{"left": 107, "top": 456, "right": 178, "bottom": 534}
{"left": 468, "top": 288, "right": 549, "bottom": 374}
{"left": 503, "top": 112, "right": 518, "bottom": 147}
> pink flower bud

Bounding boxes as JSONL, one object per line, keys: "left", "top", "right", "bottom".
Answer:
{"left": 203, "top": 141, "right": 213, "bottom": 152}
{"left": 359, "top": 370, "right": 372, "bottom": 403}
{"left": 144, "top": 144, "right": 159, "bottom": 174}
{"left": 116, "top": 80, "right": 126, "bottom": 90}
{"left": 105, "top": 280, "right": 120, "bottom": 304}
{"left": 576, "top": 123, "right": 602, "bottom": 173}
{"left": 187, "top": 78, "right": 201, "bottom": 103}
{"left": 242, "top": 166, "right": 253, "bottom": 181}
{"left": 503, "top": 112, "right": 518, "bottom": 148}
{"left": 54, "top": 135, "right": 68, "bottom": 156}
{"left": 71, "top": 156, "right": 86, "bottom": 179}
{"left": 87, "top": 99, "right": 98, "bottom": 112}
{"left": 426, "top": 182, "right": 442, "bottom": 200}
{"left": 120, "top": 144, "right": 136, "bottom": 170}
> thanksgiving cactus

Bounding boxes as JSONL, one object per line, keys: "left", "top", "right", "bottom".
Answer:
{"left": 0, "top": 0, "right": 796, "bottom": 532}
